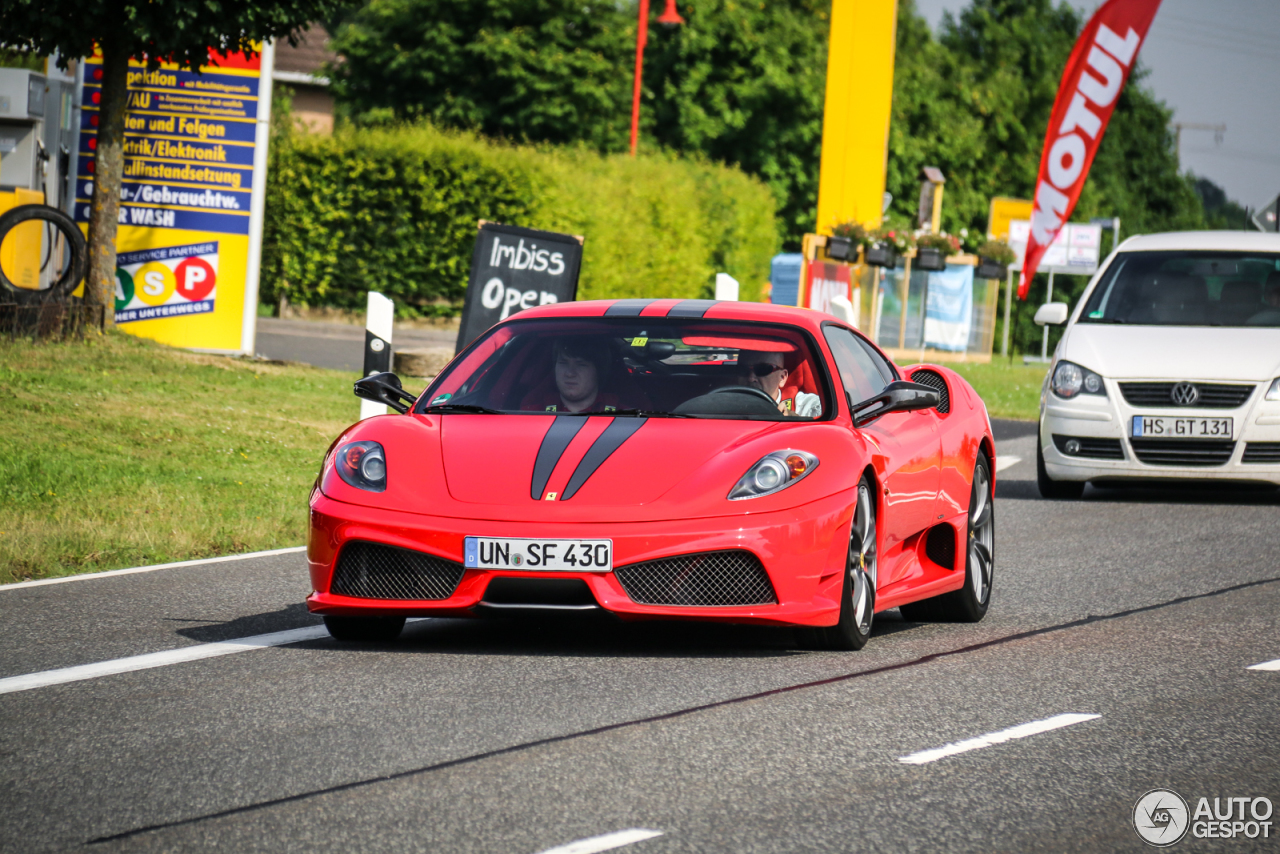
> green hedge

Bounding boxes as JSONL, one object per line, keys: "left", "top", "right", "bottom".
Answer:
{"left": 262, "top": 124, "right": 780, "bottom": 314}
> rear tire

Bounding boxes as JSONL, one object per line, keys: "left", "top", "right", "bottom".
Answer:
{"left": 1036, "top": 435, "right": 1085, "bottom": 499}
{"left": 323, "top": 615, "right": 405, "bottom": 642}
{"left": 798, "top": 477, "right": 877, "bottom": 651}
{"left": 899, "top": 452, "right": 994, "bottom": 623}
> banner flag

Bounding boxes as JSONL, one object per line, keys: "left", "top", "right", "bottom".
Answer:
{"left": 1018, "top": 0, "right": 1162, "bottom": 299}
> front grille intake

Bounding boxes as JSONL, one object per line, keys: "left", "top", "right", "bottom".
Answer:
{"left": 330, "top": 540, "right": 465, "bottom": 600}
{"left": 1242, "top": 442, "right": 1280, "bottom": 464}
{"left": 1119, "top": 382, "right": 1254, "bottom": 409}
{"left": 1052, "top": 434, "right": 1125, "bottom": 460}
{"left": 1129, "top": 438, "right": 1236, "bottom": 467}
{"left": 614, "top": 550, "right": 777, "bottom": 606}
{"left": 910, "top": 368, "right": 951, "bottom": 413}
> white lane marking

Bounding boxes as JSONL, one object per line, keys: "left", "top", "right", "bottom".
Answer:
{"left": 995, "top": 455, "right": 1022, "bottom": 472}
{"left": 535, "top": 830, "right": 664, "bottom": 854}
{"left": 0, "top": 546, "right": 306, "bottom": 592}
{"left": 1247, "top": 658, "right": 1280, "bottom": 671}
{"left": 897, "top": 713, "right": 1100, "bottom": 765}
{"left": 0, "top": 625, "right": 328, "bottom": 695}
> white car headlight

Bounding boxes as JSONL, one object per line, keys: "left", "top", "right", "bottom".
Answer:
{"left": 1267, "top": 378, "right": 1280, "bottom": 401}
{"left": 729, "top": 450, "right": 819, "bottom": 500}
{"left": 1051, "top": 360, "right": 1106, "bottom": 399}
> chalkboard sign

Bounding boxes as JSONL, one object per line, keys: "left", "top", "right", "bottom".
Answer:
{"left": 455, "top": 222, "right": 584, "bottom": 352}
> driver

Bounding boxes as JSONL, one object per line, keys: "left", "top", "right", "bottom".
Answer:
{"left": 737, "top": 349, "right": 821, "bottom": 417}
{"left": 530, "top": 337, "right": 621, "bottom": 412}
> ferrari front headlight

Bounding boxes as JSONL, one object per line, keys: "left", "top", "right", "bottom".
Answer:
{"left": 334, "top": 441, "right": 387, "bottom": 492}
{"left": 729, "top": 450, "right": 819, "bottom": 500}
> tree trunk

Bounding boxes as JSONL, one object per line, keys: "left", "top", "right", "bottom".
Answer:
{"left": 85, "top": 40, "right": 129, "bottom": 329}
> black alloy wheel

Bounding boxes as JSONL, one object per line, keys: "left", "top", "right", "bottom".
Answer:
{"left": 1036, "top": 434, "right": 1086, "bottom": 499}
{"left": 900, "top": 452, "right": 994, "bottom": 623}
{"left": 799, "top": 476, "right": 877, "bottom": 650}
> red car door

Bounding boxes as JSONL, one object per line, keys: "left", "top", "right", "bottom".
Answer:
{"left": 822, "top": 327, "right": 942, "bottom": 569}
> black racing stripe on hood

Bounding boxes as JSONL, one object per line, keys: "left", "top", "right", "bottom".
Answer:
{"left": 604, "top": 299, "right": 655, "bottom": 316}
{"left": 530, "top": 416, "right": 587, "bottom": 500}
{"left": 666, "top": 299, "right": 720, "bottom": 317}
{"left": 560, "top": 417, "right": 648, "bottom": 501}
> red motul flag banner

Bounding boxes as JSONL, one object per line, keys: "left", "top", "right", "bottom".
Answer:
{"left": 1019, "top": 0, "right": 1162, "bottom": 298}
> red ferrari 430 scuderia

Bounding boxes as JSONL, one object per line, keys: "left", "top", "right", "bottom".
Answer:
{"left": 307, "top": 299, "right": 996, "bottom": 650}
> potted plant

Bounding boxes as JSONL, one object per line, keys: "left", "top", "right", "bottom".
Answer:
{"left": 915, "top": 232, "right": 958, "bottom": 271}
{"left": 827, "top": 221, "right": 869, "bottom": 262}
{"left": 863, "top": 226, "right": 913, "bottom": 268}
{"left": 976, "top": 239, "right": 1016, "bottom": 279}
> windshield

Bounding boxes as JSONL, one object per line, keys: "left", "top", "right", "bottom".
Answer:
{"left": 419, "top": 317, "right": 831, "bottom": 420}
{"left": 1080, "top": 250, "right": 1280, "bottom": 327}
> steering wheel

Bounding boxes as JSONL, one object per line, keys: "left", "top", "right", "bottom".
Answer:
{"left": 708, "top": 386, "right": 779, "bottom": 405}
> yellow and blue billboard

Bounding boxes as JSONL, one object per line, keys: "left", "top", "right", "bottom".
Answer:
{"left": 75, "top": 45, "right": 273, "bottom": 353}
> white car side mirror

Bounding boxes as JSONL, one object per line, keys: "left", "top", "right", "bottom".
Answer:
{"left": 1034, "top": 302, "right": 1069, "bottom": 326}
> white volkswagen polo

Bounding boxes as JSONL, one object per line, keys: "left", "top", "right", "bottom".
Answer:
{"left": 1036, "top": 230, "right": 1280, "bottom": 497}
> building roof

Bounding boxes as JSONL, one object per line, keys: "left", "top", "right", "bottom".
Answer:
{"left": 274, "top": 24, "right": 334, "bottom": 79}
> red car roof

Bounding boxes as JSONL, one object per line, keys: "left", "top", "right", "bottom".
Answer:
{"left": 512, "top": 299, "right": 831, "bottom": 332}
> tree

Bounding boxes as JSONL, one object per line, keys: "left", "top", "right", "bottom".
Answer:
{"left": 331, "top": 0, "right": 634, "bottom": 150}
{"left": 0, "top": 0, "right": 352, "bottom": 327}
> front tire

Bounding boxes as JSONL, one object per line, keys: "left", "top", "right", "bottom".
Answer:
{"left": 799, "top": 477, "right": 877, "bottom": 651}
{"left": 1037, "top": 435, "right": 1085, "bottom": 499}
{"left": 900, "top": 452, "right": 994, "bottom": 623}
{"left": 323, "top": 615, "right": 405, "bottom": 642}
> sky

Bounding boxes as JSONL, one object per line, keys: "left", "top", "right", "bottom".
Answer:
{"left": 912, "top": 0, "right": 1280, "bottom": 215}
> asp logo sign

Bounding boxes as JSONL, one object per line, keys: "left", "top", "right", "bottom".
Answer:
{"left": 457, "top": 222, "right": 583, "bottom": 352}
{"left": 114, "top": 241, "right": 218, "bottom": 325}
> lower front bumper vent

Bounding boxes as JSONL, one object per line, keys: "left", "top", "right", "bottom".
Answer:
{"left": 331, "top": 540, "right": 465, "bottom": 600}
{"left": 1242, "top": 442, "right": 1280, "bottom": 464}
{"left": 1052, "top": 434, "right": 1125, "bottom": 460}
{"left": 1129, "top": 438, "right": 1236, "bottom": 467}
{"left": 614, "top": 550, "right": 777, "bottom": 606}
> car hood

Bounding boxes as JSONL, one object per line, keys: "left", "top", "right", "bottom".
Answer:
{"left": 320, "top": 413, "right": 863, "bottom": 523}
{"left": 1063, "top": 324, "right": 1280, "bottom": 382}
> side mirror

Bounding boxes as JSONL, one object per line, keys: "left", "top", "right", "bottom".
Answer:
{"left": 1034, "top": 302, "right": 1069, "bottom": 326}
{"left": 851, "top": 380, "right": 940, "bottom": 427}
{"left": 354, "top": 372, "right": 417, "bottom": 414}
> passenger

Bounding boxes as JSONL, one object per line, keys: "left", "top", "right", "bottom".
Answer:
{"left": 737, "top": 349, "right": 821, "bottom": 417}
{"left": 528, "top": 337, "right": 622, "bottom": 412}
{"left": 1247, "top": 273, "right": 1280, "bottom": 326}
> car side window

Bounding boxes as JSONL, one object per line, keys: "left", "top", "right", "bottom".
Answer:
{"left": 823, "top": 326, "right": 894, "bottom": 404}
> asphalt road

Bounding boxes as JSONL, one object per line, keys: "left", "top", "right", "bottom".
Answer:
{"left": 255, "top": 318, "right": 458, "bottom": 373}
{"left": 3, "top": 424, "right": 1279, "bottom": 853}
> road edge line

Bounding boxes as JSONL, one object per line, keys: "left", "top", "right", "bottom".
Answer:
{"left": 0, "top": 546, "right": 306, "bottom": 592}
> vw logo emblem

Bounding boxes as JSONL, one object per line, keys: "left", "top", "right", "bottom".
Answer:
{"left": 1170, "top": 382, "right": 1199, "bottom": 406}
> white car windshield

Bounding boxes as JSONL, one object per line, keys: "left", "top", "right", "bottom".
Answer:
{"left": 418, "top": 317, "right": 830, "bottom": 420}
{"left": 1080, "top": 251, "right": 1280, "bottom": 327}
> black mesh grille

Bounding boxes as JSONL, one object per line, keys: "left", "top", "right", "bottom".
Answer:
{"left": 614, "top": 550, "right": 777, "bottom": 606}
{"left": 1052, "top": 434, "right": 1125, "bottom": 460}
{"left": 1242, "top": 443, "right": 1280, "bottom": 464}
{"left": 910, "top": 368, "right": 950, "bottom": 413}
{"left": 1129, "top": 438, "right": 1236, "bottom": 467}
{"left": 1119, "top": 382, "right": 1254, "bottom": 409}
{"left": 330, "top": 541, "right": 465, "bottom": 600}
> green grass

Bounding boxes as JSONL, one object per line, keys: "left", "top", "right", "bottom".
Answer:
{"left": 0, "top": 332, "right": 360, "bottom": 584}
{"left": 948, "top": 360, "right": 1048, "bottom": 422}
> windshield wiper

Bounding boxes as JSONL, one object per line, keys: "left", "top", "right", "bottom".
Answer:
{"left": 420, "top": 403, "right": 503, "bottom": 414}
{"left": 573, "top": 408, "right": 693, "bottom": 418}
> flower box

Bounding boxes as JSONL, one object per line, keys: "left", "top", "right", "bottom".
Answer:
{"left": 825, "top": 236, "right": 854, "bottom": 261}
{"left": 864, "top": 242, "right": 897, "bottom": 268}
{"left": 915, "top": 246, "right": 947, "bottom": 271}
{"left": 977, "top": 257, "right": 1008, "bottom": 279}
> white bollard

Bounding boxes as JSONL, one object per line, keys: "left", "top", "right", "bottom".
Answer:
{"left": 360, "top": 292, "right": 395, "bottom": 420}
{"left": 714, "top": 273, "right": 740, "bottom": 301}
{"left": 828, "top": 295, "right": 856, "bottom": 326}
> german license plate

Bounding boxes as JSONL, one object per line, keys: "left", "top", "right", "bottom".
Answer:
{"left": 1131, "top": 416, "right": 1233, "bottom": 439}
{"left": 463, "top": 537, "right": 613, "bottom": 572}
